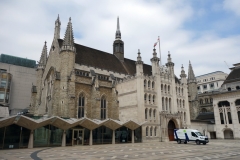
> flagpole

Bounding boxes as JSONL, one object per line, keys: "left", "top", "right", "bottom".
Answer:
{"left": 158, "top": 36, "right": 161, "bottom": 66}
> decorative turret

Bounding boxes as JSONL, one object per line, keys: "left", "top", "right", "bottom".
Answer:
{"left": 54, "top": 14, "right": 61, "bottom": 40}
{"left": 188, "top": 61, "right": 196, "bottom": 83}
{"left": 37, "top": 41, "right": 48, "bottom": 70}
{"left": 180, "top": 65, "right": 187, "bottom": 84}
{"left": 151, "top": 48, "right": 160, "bottom": 75}
{"left": 165, "top": 51, "right": 174, "bottom": 76}
{"left": 113, "top": 17, "right": 124, "bottom": 62}
{"left": 60, "top": 17, "right": 76, "bottom": 53}
{"left": 136, "top": 49, "right": 143, "bottom": 76}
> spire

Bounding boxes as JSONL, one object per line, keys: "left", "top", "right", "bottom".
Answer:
{"left": 38, "top": 41, "right": 48, "bottom": 69}
{"left": 61, "top": 17, "right": 75, "bottom": 52}
{"left": 113, "top": 16, "right": 124, "bottom": 61}
{"left": 54, "top": 14, "right": 61, "bottom": 40}
{"left": 188, "top": 61, "right": 196, "bottom": 83}
{"left": 63, "top": 17, "right": 74, "bottom": 46}
{"left": 137, "top": 49, "right": 141, "bottom": 61}
{"left": 136, "top": 49, "right": 143, "bottom": 76}
{"left": 55, "top": 14, "right": 61, "bottom": 25}
{"left": 167, "top": 51, "right": 172, "bottom": 63}
{"left": 115, "top": 16, "right": 121, "bottom": 39}
{"left": 180, "top": 64, "right": 187, "bottom": 78}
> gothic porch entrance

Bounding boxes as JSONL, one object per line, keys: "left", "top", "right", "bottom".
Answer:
{"left": 168, "top": 120, "right": 176, "bottom": 141}
{"left": 72, "top": 129, "right": 84, "bottom": 146}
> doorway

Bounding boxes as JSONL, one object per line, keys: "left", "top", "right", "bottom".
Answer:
{"left": 168, "top": 120, "right": 176, "bottom": 141}
{"left": 72, "top": 129, "right": 84, "bottom": 146}
{"left": 224, "top": 129, "right": 234, "bottom": 139}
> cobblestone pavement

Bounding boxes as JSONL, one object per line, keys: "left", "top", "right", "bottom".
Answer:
{"left": 0, "top": 140, "right": 240, "bottom": 160}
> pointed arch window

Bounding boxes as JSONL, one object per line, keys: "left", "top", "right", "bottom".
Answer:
{"left": 146, "top": 126, "right": 149, "bottom": 136}
{"left": 238, "top": 111, "right": 240, "bottom": 123}
{"left": 148, "top": 81, "right": 151, "bottom": 88}
{"left": 78, "top": 93, "right": 85, "bottom": 118}
{"left": 235, "top": 99, "right": 240, "bottom": 106}
{"left": 145, "top": 108, "right": 148, "bottom": 119}
{"left": 101, "top": 96, "right": 107, "bottom": 120}
{"left": 153, "top": 95, "right": 155, "bottom": 104}
{"left": 144, "top": 80, "right": 147, "bottom": 88}
{"left": 220, "top": 113, "right": 224, "bottom": 124}
{"left": 149, "top": 108, "right": 152, "bottom": 119}
{"left": 153, "top": 109, "right": 156, "bottom": 119}
{"left": 169, "top": 98, "right": 171, "bottom": 112}
{"left": 165, "top": 97, "right": 168, "bottom": 111}
{"left": 154, "top": 127, "right": 157, "bottom": 136}
{"left": 152, "top": 82, "right": 155, "bottom": 90}
{"left": 150, "top": 127, "right": 153, "bottom": 136}
{"left": 162, "top": 97, "right": 165, "bottom": 110}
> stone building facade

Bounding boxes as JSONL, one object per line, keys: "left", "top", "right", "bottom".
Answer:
{"left": 30, "top": 16, "right": 191, "bottom": 142}
{"left": 212, "top": 63, "right": 240, "bottom": 139}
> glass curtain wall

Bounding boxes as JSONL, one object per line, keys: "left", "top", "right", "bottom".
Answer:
{"left": 0, "top": 124, "right": 30, "bottom": 149}
{"left": 66, "top": 129, "right": 73, "bottom": 146}
{"left": 84, "top": 129, "right": 90, "bottom": 145}
{"left": 134, "top": 127, "right": 142, "bottom": 143}
{"left": 34, "top": 125, "right": 63, "bottom": 147}
{"left": 115, "top": 126, "right": 132, "bottom": 143}
{"left": 0, "top": 127, "right": 5, "bottom": 149}
{"left": 93, "top": 126, "right": 112, "bottom": 144}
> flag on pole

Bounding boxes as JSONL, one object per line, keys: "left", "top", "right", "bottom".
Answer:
{"left": 154, "top": 37, "right": 160, "bottom": 47}
{"left": 154, "top": 41, "right": 158, "bottom": 47}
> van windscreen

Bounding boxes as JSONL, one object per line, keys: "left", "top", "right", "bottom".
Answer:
{"left": 195, "top": 132, "right": 203, "bottom": 136}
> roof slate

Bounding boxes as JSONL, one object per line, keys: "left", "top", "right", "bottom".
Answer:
{"left": 223, "top": 67, "right": 240, "bottom": 84}
{"left": 58, "top": 39, "right": 152, "bottom": 75}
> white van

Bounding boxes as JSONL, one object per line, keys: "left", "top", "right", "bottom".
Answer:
{"left": 174, "top": 129, "right": 209, "bottom": 145}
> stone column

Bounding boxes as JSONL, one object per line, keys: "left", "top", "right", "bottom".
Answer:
{"left": 62, "top": 130, "right": 66, "bottom": 147}
{"left": 28, "top": 130, "right": 34, "bottom": 149}
{"left": 112, "top": 130, "right": 115, "bottom": 144}
{"left": 132, "top": 130, "right": 134, "bottom": 143}
{"left": 89, "top": 130, "right": 93, "bottom": 146}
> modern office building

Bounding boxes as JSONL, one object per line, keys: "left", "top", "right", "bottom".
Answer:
{"left": 196, "top": 71, "right": 228, "bottom": 94}
{"left": 0, "top": 54, "right": 36, "bottom": 117}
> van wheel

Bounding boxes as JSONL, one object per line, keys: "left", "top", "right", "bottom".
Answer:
{"left": 177, "top": 140, "right": 181, "bottom": 144}
{"left": 196, "top": 140, "right": 200, "bottom": 145}
{"left": 203, "top": 143, "right": 206, "bottom": 145}
{"left": 184, "top": 141, "right": 187, "bottom": 144}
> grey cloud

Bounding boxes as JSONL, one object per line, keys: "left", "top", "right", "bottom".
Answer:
{"left": 0, "top": 0, "right": 239, "bottom": 78}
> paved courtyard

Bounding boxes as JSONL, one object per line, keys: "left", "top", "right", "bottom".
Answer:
{"left": 0, "top": 140, "right": 240, "bottom": 160}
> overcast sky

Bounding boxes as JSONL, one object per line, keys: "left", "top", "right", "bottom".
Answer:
{"left": 0, "top": 0, "right": 239, "bottom": 77}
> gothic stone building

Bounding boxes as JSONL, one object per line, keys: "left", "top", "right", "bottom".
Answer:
{"left": 30, "top": 16, "right": 192, "bottom": 142}
{"left": 0, "top": 16, "right": 194, "bottom": 149}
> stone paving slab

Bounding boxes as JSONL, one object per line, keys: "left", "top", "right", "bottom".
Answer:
{"left": 0, "top": 140, "right": 240, "bottom": 160}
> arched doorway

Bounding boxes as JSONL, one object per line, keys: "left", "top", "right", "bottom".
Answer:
{"left": 168, "top": 120, "right": 176, "bottom": 141}
{"left": 224, "top": 129, "right": 234, "bottom": 139}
